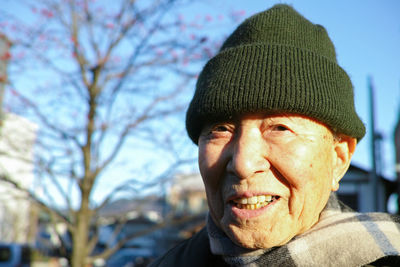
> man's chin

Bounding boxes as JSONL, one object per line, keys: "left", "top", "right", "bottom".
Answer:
{"left": 224, "top": 224, "right": 296, "bottom": 250}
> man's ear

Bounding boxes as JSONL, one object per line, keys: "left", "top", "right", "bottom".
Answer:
{"left": 331, "top": 135, "right": 357, "bottom": 191}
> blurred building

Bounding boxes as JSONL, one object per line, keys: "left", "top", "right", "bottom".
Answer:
{"left": 0, "top": 113, "right": 38, "bottom": 243}
{"left": 337, "top": 164, "right": 396, "bottom": 212}
{"left": 167, "top": 173, "right": 208, "bottom": 215}
{"left": 90, "top": 173, "right": 208, "bottom": 260}
{"left": 0, "top": 33, "right": 38, "bottom": 243}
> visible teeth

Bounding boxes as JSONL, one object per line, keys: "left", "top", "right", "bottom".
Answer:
{"left": 248, "top": 196, "right": 258, "bottom": 204}
{"left": 233, "top": 195, "right": 275, "bottom": 204}
{"left": 238, "top": 198, "right": 247, "bottom": 204}
{"left": 232, "top": 195, "right": 278, "bottom": 210}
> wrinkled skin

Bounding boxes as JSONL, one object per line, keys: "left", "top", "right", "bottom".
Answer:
{"left": 198, "top": 113, "right": 356, "bottom": 249}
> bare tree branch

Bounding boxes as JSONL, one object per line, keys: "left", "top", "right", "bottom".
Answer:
{"left": 0, "top": 0, "right": 227, "bottom": 265}
{"left": 0, "top": 174, "right": 73, "bottom": 231}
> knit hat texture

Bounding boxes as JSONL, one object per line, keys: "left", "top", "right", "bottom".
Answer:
{"left": 186, "top": 4, "right": 365, "bottom": 144}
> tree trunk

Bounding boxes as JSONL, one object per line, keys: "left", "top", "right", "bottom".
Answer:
{"left": 71, "top": 194, "right": 91, "bottom": 267}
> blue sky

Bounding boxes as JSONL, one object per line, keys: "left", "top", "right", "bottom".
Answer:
{"left": 192, "top": 0, "right": 400, "bottom": 179}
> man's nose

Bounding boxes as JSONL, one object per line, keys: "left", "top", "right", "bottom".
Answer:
{"left": 226, "top": 127, "right": 269, "bottom": 179}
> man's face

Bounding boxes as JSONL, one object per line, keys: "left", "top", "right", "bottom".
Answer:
{"left": 198, "top": 113, "right": 352, "bottom": 249}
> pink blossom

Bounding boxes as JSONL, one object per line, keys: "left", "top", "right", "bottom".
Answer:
{"left": 40, "top": 8, "right": 54, "bottom": 18}
{"left": 231, "top": 9, "right": 246, "bottom": 19}
{"left": 10, "top": 89, "right": 19, "bottom": 96}
{"left": 0, "top": 51, "right": 11, "bottom": 60}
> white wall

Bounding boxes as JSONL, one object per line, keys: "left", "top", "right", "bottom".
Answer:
{"left": 0, "top": 112, "right": 37, "bottom": 243}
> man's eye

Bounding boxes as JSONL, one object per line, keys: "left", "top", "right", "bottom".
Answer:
{"left": 273, "top": 125, "right": 290, "bottom": 131}
{"left": 200, "top": 123, "right": 234, "bottom": 140}
{"left": 213, "top": 125, "right": 230, "bottom": 132}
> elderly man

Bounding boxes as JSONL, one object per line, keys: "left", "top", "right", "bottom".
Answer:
{"left": 151, "top": 4, "right": 400, "bottom": 266}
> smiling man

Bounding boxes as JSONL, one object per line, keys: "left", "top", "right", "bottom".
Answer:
{"left": 197, "top": 113, "right": 354, "bottom": 251}
{"left": 151, "top": 4, "right": 400, "bottom": 267}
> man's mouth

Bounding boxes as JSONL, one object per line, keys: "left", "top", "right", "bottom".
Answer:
{"left": 231, "top": 195, "right": 280, "bottom": 210}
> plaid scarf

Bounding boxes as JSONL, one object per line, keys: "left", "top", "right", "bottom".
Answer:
{"left": 207, "top": 193, "right": 400, "bottom": 266}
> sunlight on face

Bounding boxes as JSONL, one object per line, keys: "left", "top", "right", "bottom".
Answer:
{"left": 198, "top": 113, "right": 345, "bottom": 249}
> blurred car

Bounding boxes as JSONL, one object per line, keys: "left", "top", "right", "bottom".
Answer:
{"left": 105, "top": 248, "right": 154, "bottom": 267}
{"left": 0, "top": 243, "right": 31, "bottom": 267}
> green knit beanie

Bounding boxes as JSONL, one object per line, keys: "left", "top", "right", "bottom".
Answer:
{"left": 186, "top": 4, "right": 365, "bottom": 144}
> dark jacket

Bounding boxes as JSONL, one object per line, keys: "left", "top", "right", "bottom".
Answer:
{"left": 149, "top": 227, "right": 227, "bottom": 267}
